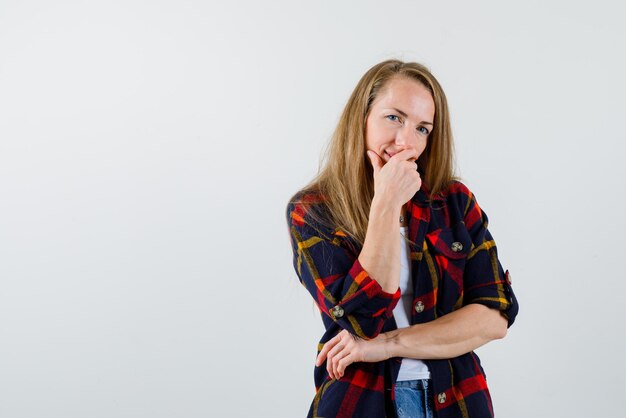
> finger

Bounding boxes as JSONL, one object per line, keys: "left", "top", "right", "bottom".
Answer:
{"left": 326, "top": 343, "right": 345, "bottom": 376}
{"left": 401, "top": 159, "right": 419, "bottom": 169}
{"left": 391, "top": 148, "right": 418, "bottom": 162}
{"left": 332, "top": 349, "right": 349, "bottom": 379}
{"left": 327, "top": 359, "right": 334, "bottom": 380}
{"left": 402, "top": 159, "right": 419, "bottom": 174}
{"left": 326, "top": 343, "right": 345, "bottom": 362}
{"left": 316, "top": 336, "right": 338, "bottom": 366}
{"left": 366, "top": 150, "right": 383, "bottom": 175}
{"left": 336, "top": 353, "right": 355, "bottom": 378}
{"left": 328, "top": 348, "right": 345, "bottom": 380}
{"left": 327, "top": 332, "right": 351, "bottom": 377}
{"left": 329, "top": 351, "right": 336, "bottom": 379}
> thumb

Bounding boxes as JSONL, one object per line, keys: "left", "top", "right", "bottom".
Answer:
{"left": 367, "top": 150, "right": 383, "bottom": 174}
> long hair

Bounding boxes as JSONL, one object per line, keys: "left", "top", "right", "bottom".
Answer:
{"left": 288, "top": 59, "right": 458, "bottom": 248}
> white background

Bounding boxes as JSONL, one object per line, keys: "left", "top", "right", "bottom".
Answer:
{"left": 1, "top": 1, "right": 625, "bottom": 417}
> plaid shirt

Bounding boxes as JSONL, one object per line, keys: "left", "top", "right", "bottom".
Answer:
{"left": 286, "top": 181, "right": 519, "bottom": 418}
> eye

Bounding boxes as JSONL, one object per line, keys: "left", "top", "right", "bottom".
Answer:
{"left": 417, "top": 126, "right": 430, "bottom": 135}
{"left": 386, "top": 114, "right": 401, "bottom": 123}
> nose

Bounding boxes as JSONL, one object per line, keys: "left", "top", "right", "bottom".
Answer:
{"left": 395, "top": 124, "right": 418, "bottom": 149}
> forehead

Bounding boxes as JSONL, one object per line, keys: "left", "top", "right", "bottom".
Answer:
{"left": 373, "top": 77, "right": 435, "bottom": 117}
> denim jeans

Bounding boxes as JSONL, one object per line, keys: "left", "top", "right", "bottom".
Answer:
{"left": 394, "top": 379, "right": 435, "bottom": 418}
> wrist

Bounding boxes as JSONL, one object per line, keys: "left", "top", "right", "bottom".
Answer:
{"left": 370, "top": 197, "right": 402, "bottom": 217}
{"left": 382, "top": 330, "right": 401, "bottom": 359}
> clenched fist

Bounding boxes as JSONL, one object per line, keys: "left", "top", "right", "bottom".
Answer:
{"left": 367, "top": 148, "right": 421, "bottom": 208}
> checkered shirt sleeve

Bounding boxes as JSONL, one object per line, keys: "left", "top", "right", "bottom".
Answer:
{"left": 286, "top": 201, "right": 401, "bottom": 340}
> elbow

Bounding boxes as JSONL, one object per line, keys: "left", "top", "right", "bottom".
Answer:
{"left": 477, "top": 305, "right": 508, "bottom": 341}
{"left": 494, "top": 325, "right": 507, "bottom": 340}
{"left": 472, "top": 303, "right": 509, "bottom": 341}
{"left": 491, "top": 312, "right": 509, "bottom": 340}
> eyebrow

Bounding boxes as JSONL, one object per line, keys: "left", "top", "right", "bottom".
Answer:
{"left": 392, "top": 107, "right": 433, "bottom": 126}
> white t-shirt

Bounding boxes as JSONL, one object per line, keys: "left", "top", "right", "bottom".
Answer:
{"left": 392, "top": 226, "right": 431, "bottom": 381}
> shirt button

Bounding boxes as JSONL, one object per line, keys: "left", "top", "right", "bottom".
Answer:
{"left": 414, "top": 300, "right": 425, "bottom": 313}
{"left": 331, "top": 305, "right": 344, "bottom": 319}
{"left": 437, "top": 392, "right": 447, "bottom": 404}
{"left": 451, "top": 241, "right": 463, "bottom": 252}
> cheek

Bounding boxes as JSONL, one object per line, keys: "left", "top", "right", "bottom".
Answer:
{"left": 413, "top": 139, "right": 428, "bottom": 159}
{"left": 364, "top": 132, "right": 378, "bottom": 150}
{"left": 367, "top": 126, "right": 393, "bottom": 148}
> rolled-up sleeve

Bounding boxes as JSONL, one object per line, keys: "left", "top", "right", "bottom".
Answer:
{"left": 462, "top": 192, "right": 519, "bottom": 328}
{"left": 286, "top": 202, "right": 401, "bottom": 339}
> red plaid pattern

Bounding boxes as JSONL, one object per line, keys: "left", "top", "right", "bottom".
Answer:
{"left": 287, "top": 181, "right": 519, "bottom": 417}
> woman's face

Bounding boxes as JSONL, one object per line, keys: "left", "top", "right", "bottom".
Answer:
{"left": 365, "top": 76, "right": 435, "bottom": 164}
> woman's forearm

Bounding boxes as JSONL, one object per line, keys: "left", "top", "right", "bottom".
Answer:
{"left": 358, "top": 197, "right": 403, "bottom": 294}
{"left": 316, "top": 304, "right": 509, "bottom": 380}
{"left": 384, "top": 304, "right": 508, "bottom": 360}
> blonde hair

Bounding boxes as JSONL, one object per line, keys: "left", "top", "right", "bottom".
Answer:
{"left": 288, "top": 59, "right": 458, "bottom": 248}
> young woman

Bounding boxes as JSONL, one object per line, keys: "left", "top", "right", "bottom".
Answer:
{"left": 286, "top": 59, "right": 519, "bottom": 418}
